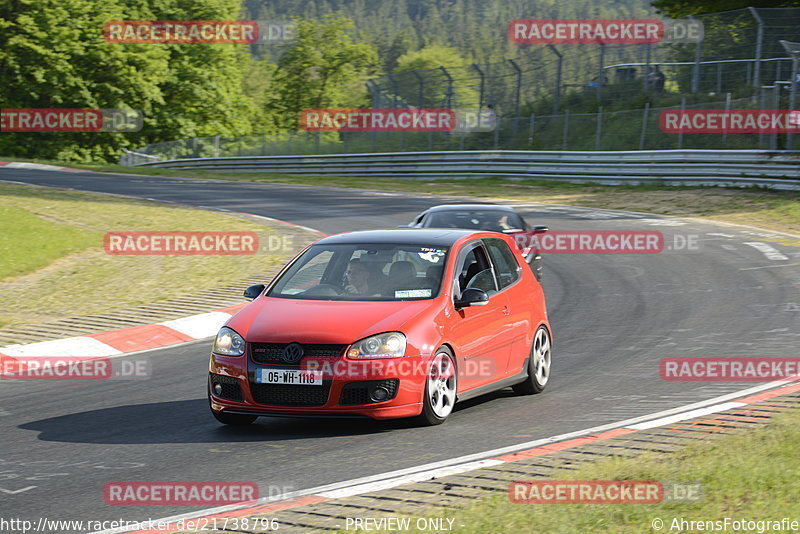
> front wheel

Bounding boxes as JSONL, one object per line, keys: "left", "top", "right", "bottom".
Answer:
{"left": 415, "top": 348, "right": 458, "bottom": 426}
{"left": 512, "top": 325, "right": 551, "bottom": 395}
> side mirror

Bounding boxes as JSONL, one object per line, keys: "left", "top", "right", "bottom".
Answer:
{"left": 243, "top": 284, "right": 266, "bottom": 300}
{"left": 532, "top": 225, "right": 549, "bottom": 233}
{"left": 454, "top": 288, "right": 489, "bottom": 309}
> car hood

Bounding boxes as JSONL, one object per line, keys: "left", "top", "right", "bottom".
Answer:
{"left": 226, "top": 297, "right": 436, "bottom": 344}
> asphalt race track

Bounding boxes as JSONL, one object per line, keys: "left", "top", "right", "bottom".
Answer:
{"left": 1, "top": 167, "right": 798, "bottom": 529}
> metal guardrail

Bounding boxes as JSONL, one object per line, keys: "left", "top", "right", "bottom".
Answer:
{"left": 133, "top": 149, "right": 800, "bottom": 190}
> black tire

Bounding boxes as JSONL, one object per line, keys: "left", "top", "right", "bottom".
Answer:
{"left": 209, "top": 394, "right": 257, "bottom": 426}
{"left": 512, "top": 325, "right": 552, "bottom": 395}
{"left": 414, "top": 347, "right": 457, "bottom": 426}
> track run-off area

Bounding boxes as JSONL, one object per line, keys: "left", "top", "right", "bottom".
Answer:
{"left": 1, "top": 166, "right": 799, "bottom": 530}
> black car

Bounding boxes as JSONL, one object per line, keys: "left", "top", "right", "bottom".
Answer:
{"left": 402, "top": 204, "right": 548, "bottom": 280}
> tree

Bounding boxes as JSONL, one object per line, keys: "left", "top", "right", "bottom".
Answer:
{"left": 266, "top": 13, "right": 379, "bottom": 130}
{"left": 0, "top": 0, "right": 260, "bottom": 162}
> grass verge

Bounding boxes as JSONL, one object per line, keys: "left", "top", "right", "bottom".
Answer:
{"left": 4, "top": 157, "right": 799, "bottom": 235}
{"left": 0, "top": 182, "right": 297, "bottom": 327}
{"left": 340, "top": 408, "right": 800, "bottom": 533}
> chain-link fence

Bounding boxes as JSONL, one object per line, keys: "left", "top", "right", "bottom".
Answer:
{"left": 123, "top": 7, "right": 800, "bottom": 163}
{"left": 124, "top": 87, "right": 800, "bottom": 165}
{"left": 366, "top": 7, "right": 800, "bottom": 114}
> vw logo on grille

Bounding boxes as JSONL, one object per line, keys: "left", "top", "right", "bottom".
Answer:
{"left": 282, "top": 342, "right": 304, "bottom": 363}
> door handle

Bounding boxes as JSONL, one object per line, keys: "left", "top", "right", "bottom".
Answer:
{"left": 502, "top": 305, "right": 510, "bottom": 316}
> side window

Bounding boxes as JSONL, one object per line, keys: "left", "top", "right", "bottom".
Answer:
{"left": 454, "top": 243, "right": 497, "bottom": 298}
{"left": 485, "top": 238, "right": 520, "bottom": 290}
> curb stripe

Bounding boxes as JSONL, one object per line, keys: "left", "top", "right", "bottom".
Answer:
{"left": 491, "top": 428, "right": 636, "bottom": 462}
{"left": 100, "top": 379, "right": 800, "bottom": 534}
{"left": 88, "top": 325, "right": 195, "bottom": 352}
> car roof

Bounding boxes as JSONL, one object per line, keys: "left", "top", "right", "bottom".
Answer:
{"left": 424, "top": 204, "right": 518, "bottom": 213}
{"left": 316, "top": 229, "right": 480, "bottom": 247}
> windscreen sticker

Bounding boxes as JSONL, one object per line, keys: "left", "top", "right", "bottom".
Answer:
{"left": 395, "top": 289, "right": 433, "bottom": 298}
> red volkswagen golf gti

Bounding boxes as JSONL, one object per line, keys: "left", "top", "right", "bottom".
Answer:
{"left": 208, "top": 229, "right": 552, "bottom": 426}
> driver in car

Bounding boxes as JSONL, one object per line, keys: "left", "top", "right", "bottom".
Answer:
{"left": 344, "top": 259, "right": 373, "bottom": 294}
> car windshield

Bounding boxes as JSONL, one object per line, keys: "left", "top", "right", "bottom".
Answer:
{"left": 268, "top": 243, "right": 449, "bottom": 301}
{"left": 425, "top": 210, "right": 525, "bottom": 233}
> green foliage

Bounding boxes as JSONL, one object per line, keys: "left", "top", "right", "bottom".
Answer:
{"left": 265, "top": 13, "right": 379, "bottom": 130}
{"left": 0, "top": 0, "right": 260, "bottom": 162}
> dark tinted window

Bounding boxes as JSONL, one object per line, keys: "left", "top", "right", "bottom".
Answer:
{"left": 424, "top": 210, "right": 525, "bottom": 232}
{"left": 484, "top": 238, "right": 520, "bottom": 289}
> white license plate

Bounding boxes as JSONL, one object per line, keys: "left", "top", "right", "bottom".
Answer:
{"left": 255, "top": 368, "right": 323, "bottom": 386}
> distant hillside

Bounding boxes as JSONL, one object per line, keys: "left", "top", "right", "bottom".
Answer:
{"left": 244, "top": 0, "right": 655, "bottom": 68}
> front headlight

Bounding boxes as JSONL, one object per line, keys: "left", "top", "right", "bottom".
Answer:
{"left": 347, "top": 332, "right": 407, "bottom": 359}
{"left": 212, "top": 327, "right": 246, "bottom": 356}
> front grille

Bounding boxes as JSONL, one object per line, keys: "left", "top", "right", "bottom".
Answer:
{"left": 250, "top": 343, "right": 346, "bottom": 364}
{"left": 250, "top": 382, "right": 332, "bottom": 407}
{"left": 209, "top": 374, "right": 243, "bottom": 401}
{"left": 340, "top": 379, "right": 399, "bottom": 405}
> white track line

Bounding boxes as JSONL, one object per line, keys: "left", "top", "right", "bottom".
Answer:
{"left": 92, "top": 378, "right": 800, "bottom": 534}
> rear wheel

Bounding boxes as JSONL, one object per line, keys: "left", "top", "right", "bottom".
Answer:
{"left": 415, "top": 348, "right": 458, "bottom": 426}
{"left": 512, "top": 326, "right": 551, "bottom": 395}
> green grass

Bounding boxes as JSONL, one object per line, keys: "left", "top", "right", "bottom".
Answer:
{"left": 0, "top": 205, "right": 97, "bottom": 279}
{"left": 339, "top": 409, "right": 800, "bottom": 534}
{"left": 0, "top": 182, "right": 311, "bottom": 327}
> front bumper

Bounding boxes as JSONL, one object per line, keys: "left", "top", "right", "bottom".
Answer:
{"left": 209, "top": 353, "right": 428, "bottom": 420}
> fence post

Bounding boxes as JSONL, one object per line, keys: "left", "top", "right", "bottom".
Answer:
{"left": 722, "top": 92, "right": 732, "bottom": 147}
{"left": 689, "top": 16, "right": 702, "bottom": 93}
{"left": 412, "top": 70, "right": 425, "bottom": 108}
{"left": 493, "top": 117, "right": 500, "bottom": 149}
{"left": 643, "top": 42, "right": 651, "bottom": 92}
{"left": 595, "top": 107, "right": 603, "bottom": 150}
{"left": 771, "top": 86, "right": 779, "bottom": 150}
{"left": 213, "top": 135, "right": 220, "bottom": 157}
{"left": 780, "top": 41, "right": 800, "bottom": 149}
{"left": 677, "top": 98, "right": 686, "bottom": 149}
{"left": 547, "top": 45, "right": 563, "bottom": 113}
{"left": 472, "top": 63, "right": 485, "bottom": 111}
{"left": 640, "top": 103, "right": 650, "bottom": 150}
{"left": 749, "top": 7, "right": 764, "bottom": 88}
{"left": 528, "top": 113, "right": 536, "bottom": 147}
{"left": 758, "top": 86, "right": 766, "bottom": 149}
{"left": 508, "top": 59, "right": 522, "bottom": 117}
{"left": 315, "top": 132, "right": 320, "bottom": 154}
{"left": 440, "top": 66, "right": 454, "bottom": 108}
{"left": 789, "top": 59, "right": 798, "bottom": 150}
{"left": 388, "top": 74, "right": 400, "bottom": 108}
{"left": 597, "top": 43, "right": 605, "bottom": 103}
{"left": 562, "top": 110, "right": 570, "bottom": 150}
